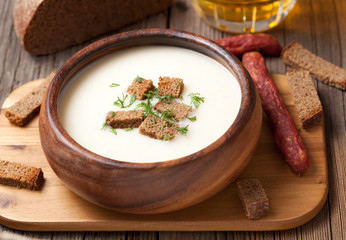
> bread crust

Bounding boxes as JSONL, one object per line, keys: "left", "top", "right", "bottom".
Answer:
{"left": 13, "top": 0, "right": 174, "bottom": 55}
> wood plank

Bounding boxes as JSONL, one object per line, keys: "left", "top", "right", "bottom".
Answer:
{"left": 0, "top": 74, "right": 327, "bottom": 231}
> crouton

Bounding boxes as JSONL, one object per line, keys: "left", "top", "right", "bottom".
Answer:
{"left": 106, "top": 110, "right": 144, "bottom": 129}
{"left": 139, "top": 115, "right": 179, "bottom": 140}
{"left": 127, "top": 76, "right": 155, "bottom": 100}
{"left": 154, "top": 100, "right": 192, "bottom": 121}
{"left": 158, "top": 76, "right": 184, "bottom": 98}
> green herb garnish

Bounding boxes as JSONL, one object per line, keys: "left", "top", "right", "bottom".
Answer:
{"left": 114, "top": 93, "right": 136, "bottom": 108}
{"left": 136, "top": 75, "right": 142, "bottom": 83}
{"left": 101, "top": 121, "right": 107, "bottom": 130}
{"left": 177, "top": 81, "right": 182, "bottom": 87}
{"left": 176, "top": 125, "right": 189, "bottom": 136}
{"left": 136, "top": 99, "right": 155, "bottom": 118}
{"left": 110, "top": 111, "right": 115, "bottom": 118}
{"left": 161, "top": 108, "right": 176, "bottom": 122}
{"left": 189, "top": 93, "right": 205, "bottom": 109}
{"left": 109, "top": 128, "right": 117, "bottom": 135}
{"left": 162, "top": 135, "right": 173, "bottom": 141}
{"left": 187, "top": 116, "right": 197, "bottom": 122}
{"left": 125, "top": 128, "right": 133, "bottom": 132}
{"left": 109, "top": 83, "right": 120, "bottom": 87}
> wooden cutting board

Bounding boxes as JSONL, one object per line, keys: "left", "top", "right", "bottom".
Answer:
{"left": 0, "top": 74, "right": 327, "bottom": 231}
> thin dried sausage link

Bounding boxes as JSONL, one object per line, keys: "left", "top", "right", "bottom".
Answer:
{"left": 242, "top": 51, "right": 310, "bottom": 175}
{"left": 216, "top": 34, "right": 282, "bottom": 56}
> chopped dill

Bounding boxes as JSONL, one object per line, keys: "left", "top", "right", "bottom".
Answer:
{"left": 177, "top": 81, "right": 182, "bottom": 87}
{"left": 160, "top": 124, "right": 164, "bottom": 130}
{"left": 189, "top": 93, "right": 205, "bottom": 109}
{"left": 161, "top": 108, "right": 176, "bottom": 122}
{"left": 136, "top": 99, "right": 156, "bottom": 118}
{"left": 187, "top": 116, "right": 197, "bottom": 122}
{"left": 162, "top": 135, "right": 173, "bottom": 141}
{"left": 136, "top": 75, "right": 142, "bottom": 83}
{"left": 109, "top": 83, "right": 120, "bottom": 87}
{"left": 125, "top": 128, "right": 134, "bottom": 132}
{"left": 101, "top": 121, "right": 107, "bottom": 130}
{"left": 176, "top": 125, "right": 189, "bottom": 136}
{"left": 109, "top": 128, "right": 117, "bottom": 135}
{"left": 110, "top": 111, "right": 115, "bottom": 118}
{"left": 113, "top": 93, "right": 136, "bottom": 108}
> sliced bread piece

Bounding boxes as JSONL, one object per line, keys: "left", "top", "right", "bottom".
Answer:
{"left": 286, "top": 68, "right": 323, "bottom": 129}
{"left": 281, "top": 41, "right": 346, "bottom": 90}
{"left": 154, "top": 99, "right": 193, "bottom": 121}
{"left": 236, "top": 178, "right": 269, "bottom": 220}
{"left": 13, "top": 0, "right": 173, "bottom": 55}
{"left": 0, "top": 160, "right": 44, "bottom": 190}
{"left": 139, "top": 115, "right": 179, "bottom": 140}
{"left": 106, "top": 110, "right": 144, "bottom": 129}
{"left": 5, "top": 71, "right": 56, "bottom": 126}
{"left": 158, "top": 76, "right": 184, "bottom": 98}
{"left": 127, "top": 77, "right": 155, "bottom": 100}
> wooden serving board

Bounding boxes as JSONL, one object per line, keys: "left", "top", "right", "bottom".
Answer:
{"left": 0, "top": 75, "right": 327, "bottom": 231}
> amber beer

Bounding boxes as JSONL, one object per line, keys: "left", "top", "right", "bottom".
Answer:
{"left": 191, "top": 0, "right": 296, "bottom": 33}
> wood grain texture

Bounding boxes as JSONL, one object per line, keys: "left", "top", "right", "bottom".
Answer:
{"left": 0, "top": 74, "right": 327, "bottom": 231}
{"left": 0, "top": 0, "right": 345, "bottom": 239}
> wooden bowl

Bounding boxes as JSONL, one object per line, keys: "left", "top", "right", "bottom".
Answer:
{"left": 39, "top": 29, "right": 262, "bottom": 214}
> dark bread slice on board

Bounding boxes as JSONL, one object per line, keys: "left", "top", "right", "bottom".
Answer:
{"left": 281, "top": 41, "right": 346, "bottom": 90}
{"left": 0, "top": 160, "right": 44, "bottom": 190}
{"left": 5, "top": 71, "right": 56, "bottom": 126}
{"left": 286, "top": 68, "right": 323, "bottom": 129}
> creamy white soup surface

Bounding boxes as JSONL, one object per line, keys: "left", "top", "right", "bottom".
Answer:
{"left": 58, "top": 46, "right": 242, "bottom": 163}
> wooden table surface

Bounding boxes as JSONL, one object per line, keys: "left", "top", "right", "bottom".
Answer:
{"left": 0, "top": 0, "right": 345, "bottom": 239}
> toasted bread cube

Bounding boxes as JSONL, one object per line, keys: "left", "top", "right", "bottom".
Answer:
{"left": 158, "top": 76, "right": 184, "bottom": 98}
{"left": 139, "top": 115, "right": 178, "bottom": 140}
{"left": 127, "top": 77, "right": 155, "bottom": 100}
{"left": 154, "top": 100, "right": 192, "bottom": 121}
{"left": 0, "top": 160, "right": 44, "bottom": 190}
{"left": 236, "top": 178, "right": 269, "bottom": 220}
{"left": 106, "top": 110, "right": 144, "bottom": 129}
{"left": 5, "top": 71, "right": 56, "bottom": 126}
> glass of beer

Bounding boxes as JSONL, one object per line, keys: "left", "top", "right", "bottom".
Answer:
{"left": 191, "top": 0, "right": 296, "bottom": 33}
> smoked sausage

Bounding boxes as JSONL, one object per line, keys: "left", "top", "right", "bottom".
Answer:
{"left": 216, "top": 34, "right": 282, "bottom": 57}
{"left": 242, "top": 51, "right": 310, "bottom": 175}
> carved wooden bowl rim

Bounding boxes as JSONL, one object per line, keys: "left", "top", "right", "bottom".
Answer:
{"left": 44, "top": 28, "right": 256, "bottom": 169}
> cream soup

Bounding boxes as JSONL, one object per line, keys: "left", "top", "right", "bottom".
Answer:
{"left": 58, "top": 46, "right": 241, "bottom": 163}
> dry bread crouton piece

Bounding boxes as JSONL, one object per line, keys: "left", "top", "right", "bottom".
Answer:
{"left": 106, "top": 110, "right": 144, "bottom": 129}
{"left": 281, "top": 41, "right": 346, "bottom": 90}
{"left": 154, "top": 100, "right": 193, "bottom": 121}
{"left": 139, "top": 115, "right": 179, "bottom": 140}
{"left": 5, "top": 71, "right": 56, "bottom": 126}
{"left": 158, "top": 76, "right": 184, "bottom": 98}
{"left": 286, "top": 68, "right": 323, "bottom": 129}
{"left": 127, "top": 77, "right": 155, "bottom": 100}
{"left": 0, "top": 160, "right": 44, "bottom": 190}
{"left": 236, "top": 178, "right": 269, "bottom": 220}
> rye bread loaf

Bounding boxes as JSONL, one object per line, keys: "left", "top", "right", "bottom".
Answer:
{"left": 5, "top": 71, "right": 56, "bottom": 126}
{"left": 281, "top": 41, "right": 346, "bottom": 90}
{"left": 236, "top": 178, "right": 269, "bottom": 220}
{"left": 0, "top": 160, "right": 44, "bottom": 190}
{"left": 286, "top": 68, "right": 323, "bottom": 129}
{"left": 13, "top": 0, "right": 173, "bottom": 55}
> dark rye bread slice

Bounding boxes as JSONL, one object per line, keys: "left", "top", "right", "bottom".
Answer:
{"left": 127, "top": 77, "right": 155, "bottom": 100}
{"left": 158, "top": 76, "right": 184, "bottom": 98}
{"left": 5, "top": 71, "right": 56, "bottom": 126}
{"left": 106, "top": 110, "right": 144, "bottom": 129}
{"left": 154, "top": 100, "right": 193, "bottom": 121}
{"left": 236, "top": 178, "right": 269, "bottom": 220}
{"left": 0, "top": 160, "right": 44, "bottom": 190}
{"left": 281, "top": 41, "right": 346, "bottom": 90}
{"left": 13, "top": 0, "right": 173, "bottom": 55}
{"left": 139, "top": 115, "right": 179, "bottom": 140}
{"left": 286, "top": 69, "right": 323, "bottom": 129}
